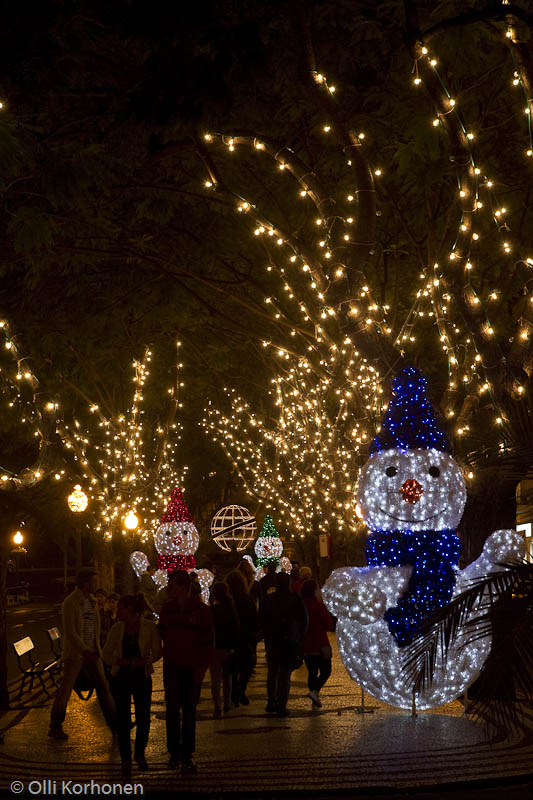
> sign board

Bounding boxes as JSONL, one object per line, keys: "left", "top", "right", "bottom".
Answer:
{"left": 319, "top": 533, "right": 330, "bottom": 558}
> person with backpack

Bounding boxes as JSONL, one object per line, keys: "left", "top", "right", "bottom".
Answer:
{"left": 48, "top": 567, "right": 116, "bottom": 741}
{"left": 225, "top": 570, "right": 260, "bottom": 707}
{"left": 259, "top": 571, "right": 308, "bottom": 717}
{"left": 209, "top": 581, "right": 240, "bottom": 717}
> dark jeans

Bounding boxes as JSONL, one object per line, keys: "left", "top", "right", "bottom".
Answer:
{"left": 163, "top": 663, "right": 196, "bottom": 761}
{"left": 231, "top": 641, "right": 255, "bottom": 704}
{"left": 304, "top": 654, "right": 332, "bottom": 693}
{"left": 110, "top": 669, "right": 152, "bottom": 762}
{"left": 265, "top": 641, "right": 291, "bottom": 711}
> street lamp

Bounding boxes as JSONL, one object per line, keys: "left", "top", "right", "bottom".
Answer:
{"left": 124, "top": 510, "right": 139, "bottom": 531}
{"left": 13, "top": 530, "right": 24, "bottom": 546}
{"left": 67, "top": 485, "right": 88, "bottom": 513}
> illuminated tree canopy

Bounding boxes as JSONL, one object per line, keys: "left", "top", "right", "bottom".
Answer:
{"left": 0, "top": 1, "right": 532, "bottom": 561}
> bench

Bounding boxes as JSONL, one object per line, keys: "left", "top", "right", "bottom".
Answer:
{"left": 7, "top": 586, "right": 30, "bottom": 607}
{"left": 46, "top": 627, "right": 62, "bottom": 661}
{"left": 11, "top": 636, "right": 59, "bottom": 699}
{"left": 46, "top": 627, "right": 63, "bottom": 677}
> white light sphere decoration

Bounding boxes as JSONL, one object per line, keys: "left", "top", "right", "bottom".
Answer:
{"left": 211, "top": 505, "right": 256, "bottom": 552}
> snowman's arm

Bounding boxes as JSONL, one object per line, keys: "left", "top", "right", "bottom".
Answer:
{"left": 153, "top": 568, "right": 169, "bottom": 590}
{"left": 323, "top": 567, "right": 386, "bottom": 623}
{"left": 193, "top": 569, "right": 214, "bottom": 604}
{"left": 458, "top": 529, "right": 525, "bottom": 588}
{"left": 130, "top": 551, "right": 150, "bottom": 579}
{"left": 323, "top": 566, "right": 411, "bottom": 624}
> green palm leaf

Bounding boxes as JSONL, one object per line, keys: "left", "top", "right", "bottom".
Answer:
{"left": 403, "top": 560, "right": 533, "bottom": 731}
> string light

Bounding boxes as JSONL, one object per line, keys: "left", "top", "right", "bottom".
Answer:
{"left": 0, "top": 320, "right": 186, "bottom": 538}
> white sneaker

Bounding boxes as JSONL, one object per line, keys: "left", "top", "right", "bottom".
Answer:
{"left": 308, "top": 690, "right": 322, "bottom": 707}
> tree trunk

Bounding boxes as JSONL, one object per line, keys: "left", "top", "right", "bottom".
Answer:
{"left": 72, "top": 526, "right": 82, "bottom": 571}
{"left": 0, "top": 554, "right": 10, "bottom": 710}
{"left": 459, "top": 476, "right": 518, "bottom": 565}
{"left": 62, "top": 530, "right": 70, "bottom": 594}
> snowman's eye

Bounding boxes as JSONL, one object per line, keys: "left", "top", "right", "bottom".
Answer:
{"left": 428, "top": 466, "right": 440, "bottom": 478}
{"left": 385, "top": 466, "right": 398, "bottom": 477}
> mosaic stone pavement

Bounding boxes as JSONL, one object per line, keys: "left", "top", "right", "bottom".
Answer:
{"left": 0, "top": 636, "right": 532, "bottom": 797}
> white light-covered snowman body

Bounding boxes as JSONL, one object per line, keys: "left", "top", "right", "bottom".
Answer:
{"left": 130, "top": 518, "right": 213, "bottom": 605}
{"left": 323, "top": 368, "right": 525, "bottom": 710}
{"left": 248, "top": 515, "right": 292, "bottom": 581}
{"left": 244, "top": 553, "right": 292, "bottom": 582}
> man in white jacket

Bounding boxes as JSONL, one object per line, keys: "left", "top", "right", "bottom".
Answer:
{"left": 48, "top": 567, "right": 115, "bottom": 740}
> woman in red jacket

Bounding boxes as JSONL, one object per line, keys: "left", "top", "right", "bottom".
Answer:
{"left": 300, "top": 579, "right": 335, "bottom": 708}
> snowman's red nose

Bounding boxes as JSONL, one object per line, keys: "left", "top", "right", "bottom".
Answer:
{"left": 401, "top": 479, "right": 424, "bottom": 504}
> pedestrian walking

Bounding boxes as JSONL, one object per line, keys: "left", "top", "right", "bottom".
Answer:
{"left": 300, "top": 579, "right": 335, "bottom": 708}
{"left": 225, "top": 570, "right": 259, "bottom": 706}
{"left": 100, "top": 592, "right": 119, "bottom": 649}
{"left": 290, "top": 565, "right": 312, "bottom": 594}
{"left": 258, "top": 561, "right": 278, "bottom": 597}
{"left": 259, "top": 571, "right": 308, "bottom": 717}
{"left": 236, "top": 558, "right": 261, "bottom": 605}
{"left": 102, "top": 594, "right": 162, "bottom": 776}
{"left": 209, "top": 581, "right": 239, "bottom": 717}
{"left": 159, "top": 570, "right": 214, "bottom": 774}
{"left": 49, "top": 568, "right": 116, "bottom": 740}
{"left": 289, "top": 563, "right": 300, "bottom": 589}
{"left": 95, "top": 588, "right": 107, "bottom": 613}
{"left": 139, "top": 566, "right": 158, "bottom": 609}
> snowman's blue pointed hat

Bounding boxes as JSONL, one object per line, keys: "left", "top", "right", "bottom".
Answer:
{"left": 370, "top": 366, "right": 451, "bottom": 454}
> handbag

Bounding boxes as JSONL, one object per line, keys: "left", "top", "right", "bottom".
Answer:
{"left": 73, "top": 665, "right": 95, "bottom": 701}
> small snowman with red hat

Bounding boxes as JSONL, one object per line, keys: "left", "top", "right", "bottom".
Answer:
{"left": 130, "top": 487, "right": 213, "bottom": 604}
{"left": 323, "top": 366, "right": 524, "bottom": 709}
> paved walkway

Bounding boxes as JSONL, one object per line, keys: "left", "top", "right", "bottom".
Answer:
{"left": 1, "top": 635, "right": 532, "bottom": 798}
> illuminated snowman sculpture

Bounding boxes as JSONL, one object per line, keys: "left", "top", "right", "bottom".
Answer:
{"left": 323, "top": 367, "right": 524, "bottom": 710}
{"left": 243, "top": 513, "right": 292, "bottom": 581}
{"left": 130, "top": 487, "right": 213, "bottom": 605}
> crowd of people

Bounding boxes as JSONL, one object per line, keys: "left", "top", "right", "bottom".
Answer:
{"left": 47, "top": 560, "right": 335, "bottom": 778}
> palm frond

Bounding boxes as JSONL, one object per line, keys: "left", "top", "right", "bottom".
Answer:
{"left": 403, "top": 560, "right": 533, "bottom": 731}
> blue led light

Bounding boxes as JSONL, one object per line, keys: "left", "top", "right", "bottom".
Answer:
{"left": 366, "top": 528, "right": 460, "bottom": 646}
{"left": 370, "top": 366, "right": 450, "bottom": 455}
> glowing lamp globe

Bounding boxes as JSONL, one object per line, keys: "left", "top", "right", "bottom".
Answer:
{"left": 124, "top": 510, "right": 139, "bottom": 531}
{"left": 13, "top": 531, "right": 24, "bottom": 546}
{"left": 211, "top": 505, "right": 256, "bottom": 552}
{"left": 68, "top": 485, "right": 88, "bottom": 513}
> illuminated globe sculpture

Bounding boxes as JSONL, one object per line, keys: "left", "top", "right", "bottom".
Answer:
{"left": 211, "top": 505, "right": 256, "bottom": 552}
{"left": 323, "top": 367, "right": 525, "bottom": 710}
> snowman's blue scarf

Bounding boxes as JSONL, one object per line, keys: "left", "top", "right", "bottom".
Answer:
{"left": 365, "top": 529, "right": 460, "bottom": 647}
